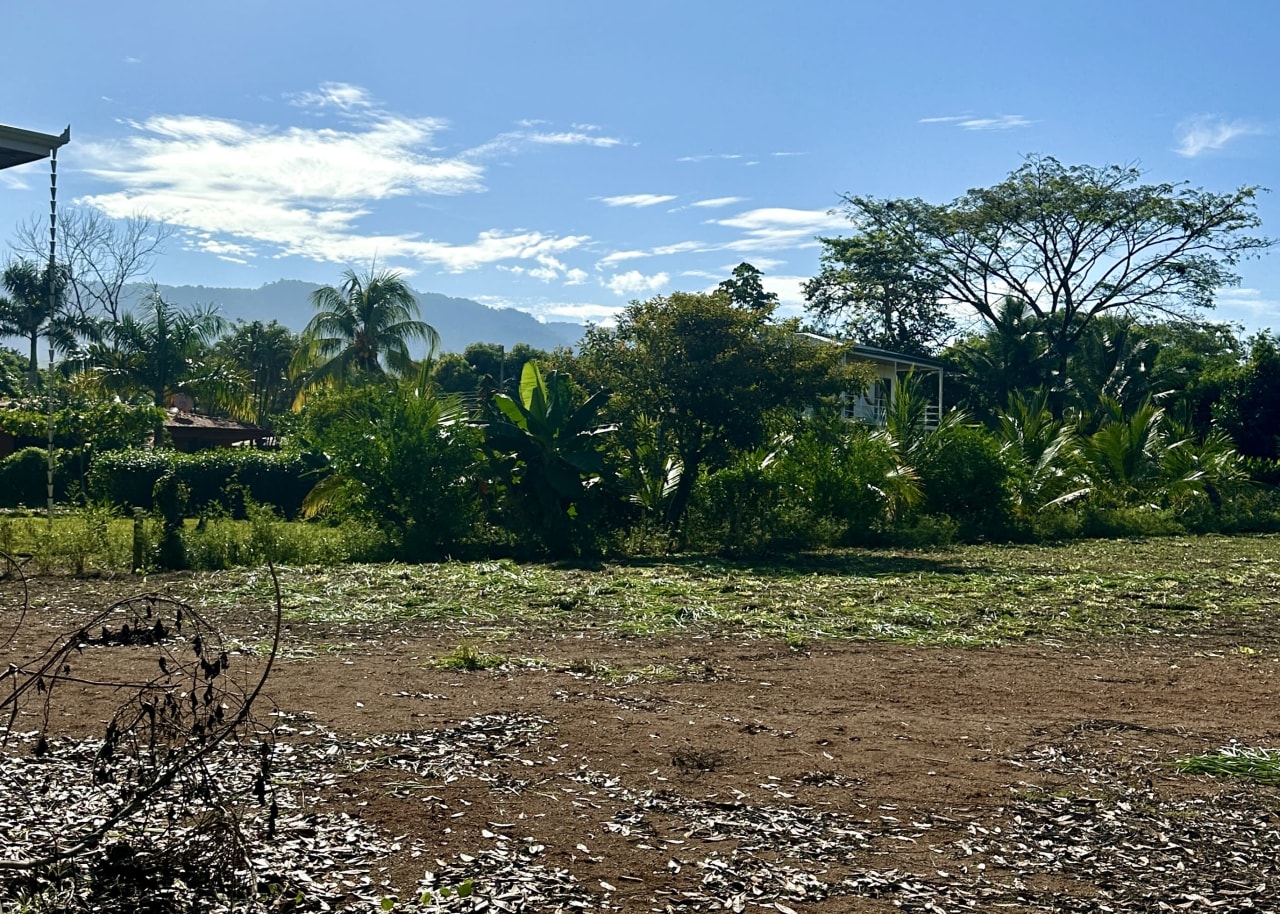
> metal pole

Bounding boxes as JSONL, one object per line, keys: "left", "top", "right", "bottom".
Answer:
{"left": 46, "top": 145, "right": 58, "bottom": 528}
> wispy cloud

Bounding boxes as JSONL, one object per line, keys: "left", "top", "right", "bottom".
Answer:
{"left": 603, "top": 270, "right": 669, "bottom": 297}
{"left": 1214, "top": 287, "right": 1280, "bottom": 318}
{"left": 600, "top": 193, "right": 677, "bottom": 208}
{"left": 596, "top": 250, "right": 651, "bottom": 268}
{"left": 691, "top": 196, "right": 746, "bottom": 208}
{"left": 288, "top": 81, "right": 377, "bottom": 113}
{"left": 501, "top": 253, "right": 592, "bottom": 285}
{"left": 1174, "top": 115, "right": 1265, "bottom": 157}
{"left": 122, "top": 56, "right": 142, "bottom": 65}
{"left": 529, "top": 132, "right": 622, "bottom": 148}
{"left": 76, "top": 87, "right": 600, "bottom": 273}
{"left": 709, "top": 207, "right": 848, "bottom": 251}
{"left": 919, "top": 114, "right": 1033, "bottom": 130}
{"left": 677, "top": 153, "right": 743, "bottom": 163}
{"left": 0, "top": 172, "right": 30, "bottom": 191}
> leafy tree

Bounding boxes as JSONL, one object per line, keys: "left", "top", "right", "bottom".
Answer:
{"left": 77, "top": 288, "right": 226, "bottom": 407}
{"left": 291, "top": 268, "right": 438, "bottom": 396}
{"left": 827, "top": 156, "right": 1271, "bottom": 415}
{"left": 481, "top": 361, "right": 613, "bottom": 556}
{"left": 302, "top": 371, "right": 482, "bottom": 560}
{"left": 805, "top": 228, "right": 955, "bottom": 355}
{"left": 573, "top": 288, "right": 847, "bottom": 531}
{"left": 1214, "top": 332, "right": 1280, "bottom": 458}
{"left": 717, "top": 262, "right": 779, "bottom": 312}
{"left": 1145, "top": 321, "right": 1242, "bottom": 436}
{"left": 0, "top": 346, "right": 27, "bottom": 397}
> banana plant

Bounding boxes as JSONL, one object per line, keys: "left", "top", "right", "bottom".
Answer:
{"left": 482, "top": 361, "right": 614, "bottom": 554}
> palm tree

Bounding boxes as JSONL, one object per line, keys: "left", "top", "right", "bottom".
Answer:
{"left": 0, "top": 259, "right": 72, "bottom": 388}
{"left": 291, "top": 268, "right": 439, "bottom": 397}
{"left": 81, "top": 288, "right": 226, "bottom": 407}
{"left": 206, "top": 320, "right": 300, "bottom": 424}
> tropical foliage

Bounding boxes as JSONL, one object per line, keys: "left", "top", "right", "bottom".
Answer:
{"left": 291, "top": 268, "right": 438, "bottom": 398}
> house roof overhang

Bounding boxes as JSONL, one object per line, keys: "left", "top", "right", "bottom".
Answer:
{"left": 0, "top": 123, "right": 70, "bottom": 171}
{"left": 797, "top": 332, "right": 945, "bottom": 370}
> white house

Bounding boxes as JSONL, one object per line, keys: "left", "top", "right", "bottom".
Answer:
{"left": 800, "top": 334, "right": 946, "bottom": 429}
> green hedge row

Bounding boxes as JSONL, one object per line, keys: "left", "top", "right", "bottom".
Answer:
{"left": 0, "top": 448, "right": 68, "bottom": 509}
{"left": 86, "top": 449, "right": 328, "bottom": 518}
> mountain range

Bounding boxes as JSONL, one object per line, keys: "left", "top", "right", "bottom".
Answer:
{"left": 144, "top": 280, "right": 586, "bottom": 354}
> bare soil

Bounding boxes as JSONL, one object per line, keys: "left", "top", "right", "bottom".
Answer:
{"left": 5, "top": 570, "right": 1280, "bottom": 912}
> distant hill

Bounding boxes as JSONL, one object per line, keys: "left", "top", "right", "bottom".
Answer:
{"left": 137, "top": 280, "right": 585, "bottom": 354}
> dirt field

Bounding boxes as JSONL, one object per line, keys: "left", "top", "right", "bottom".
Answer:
{"left": 4, "top": 541, "right": 1280, "bottom": 912}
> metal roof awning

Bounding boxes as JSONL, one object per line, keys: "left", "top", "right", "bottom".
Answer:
{"left": 0, "top": 123, "right": 70, "bottom": 171}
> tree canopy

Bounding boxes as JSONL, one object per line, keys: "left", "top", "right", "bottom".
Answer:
{"left": 573, "top": 288, "right": 849, "bottom": 530}
{"left": 824, "top": 156, "right": 1272, "bottom": 413}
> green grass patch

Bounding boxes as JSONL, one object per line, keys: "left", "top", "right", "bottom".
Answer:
{"left": 1176, "top": 745, "right": 1280, "bottom": 785}
{"left": 187, "top": 534, "right": 1280, "bottom": 648}
{"left": 433, "top": 644, "right": 508, "bottom": 671}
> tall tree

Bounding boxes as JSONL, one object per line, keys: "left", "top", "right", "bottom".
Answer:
{"left": 805, "top": 228, "right": 955, "bottom": 355}
{"left": 574, "top": 288, "right": 847, "bottom": 531}
{"left": 1213, "top": 332, "right": 1280, "bottom": 459}
{"left": 717, "top": 262, "right": 779, "bottom": 312}
{"left": 827, "top": 156, "right": 1271, "bottom": 415}
{"left": 291, "top": 268, "right": 438, "bottom": 396}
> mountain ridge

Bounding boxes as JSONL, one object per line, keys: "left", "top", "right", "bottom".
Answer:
{"left": 138, "top": 280, "right": 586, "bottom": 354}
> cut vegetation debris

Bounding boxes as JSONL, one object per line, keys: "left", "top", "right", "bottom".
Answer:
{"left": 1176, "top": 744, "right": 1280, "bottom": 785}
{"left": 193, "top": 535, "right": 1280, "bottom": 647}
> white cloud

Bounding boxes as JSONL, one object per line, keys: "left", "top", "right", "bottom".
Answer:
{"left": 724, "top": 257, "right": 785, "bottom": 272}
{"left": 0, "top": 172, "right": 30, "bottom": 190}
{"left": 564, "top": 268, "right": 589, "bottom": 285}
{"left": 709, "top": 207, "right": 848, "bottom": 251}
{"left": 600, "top": 193, "right": 677, "bottom": 208}
{"left": 75, "top": 90, "right": 598, "bottom": 273}
{"left": 1175, "top": 115, "right": 1265, "bottom": 157}
{"left": 289, "top": 81, "right": 377, "bottom": 112}
{"left": 528, "top": 131, "right": 621, "bottom": 148}
{"left": 677, "top": 153, "right": 743, "bottom": 163}
{"left": 691, "top": 196, "right": 746, "bottom": 208}
{"left": 1215, "top": 287, "right": 1280, "bottom": 318}
{"left": 919, "top": 114, "right": 1033, "bottom": 130}
{"left": 652, "top": 241, "right": 704, "bottom": 255}
{"left": 761, "top": 274, "right": 810, "bottom": 315}
{"left": 603, "top": 270, "right": 669, "bottom": 297}
{"left": 596, "top": 250, "right": 651, "bottom": 268}
{"left": 539, "top": 301, "right": 621, "bottom": 322}
{"left": 123, "top": 56, "right": 142, "bottom": 65}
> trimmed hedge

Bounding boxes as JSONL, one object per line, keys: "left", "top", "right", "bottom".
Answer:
{"left": 87, "top": 449, "right": 328, "bottom": 518}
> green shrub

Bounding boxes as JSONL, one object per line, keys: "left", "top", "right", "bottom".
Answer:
{"left": 303, "top": 384, "right": 483, "bottom": 561}
{"left": 686, "top": 456, "right": 822, "bottom": 555}
{"left": 916, "top": 426, "right": 1015, "bottom": 540}
{"left": 87, "top": 448, "right": 324, "bottom": 518}
{"left": 772, "top": 419, "right": 915, "bottom": 545}
{"left": 1080, "top": 505, "right": 1183, "bottom": 538}
{"left": 0, "top": 447, "right": 52, "bottom": 508}
{"left": 182, "top": 503, "right": 363, "bottom": 570}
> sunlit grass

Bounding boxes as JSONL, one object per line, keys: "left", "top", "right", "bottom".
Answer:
{"left": 184, "top": 535, "right": 1280, "bottom": 648}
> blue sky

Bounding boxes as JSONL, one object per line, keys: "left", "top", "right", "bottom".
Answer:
{"left": 2, "top": 1, "right": 1278, "bottom": 333}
